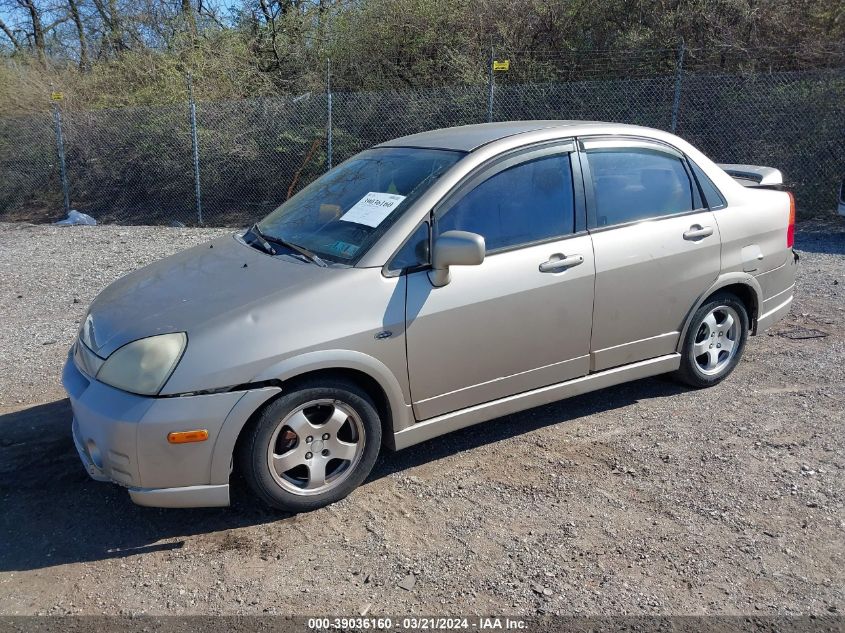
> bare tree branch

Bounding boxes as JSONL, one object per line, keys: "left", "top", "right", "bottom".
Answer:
{"left": 0, "top": 16, "right": 23, "bottom": 50}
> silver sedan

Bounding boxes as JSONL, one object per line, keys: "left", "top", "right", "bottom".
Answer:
{"left": 64, "top": 121, "right": 798, "bottom": 511}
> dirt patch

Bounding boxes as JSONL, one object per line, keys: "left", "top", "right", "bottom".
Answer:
{"left": 0, "top": 219, "right": 843, "bottom": 616}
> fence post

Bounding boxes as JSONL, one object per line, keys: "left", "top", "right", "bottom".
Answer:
{"left": 486, "top": 43, "right": 494, "bottom": 123}
{"left": 670, "top": 39, "right": 686, "bottom": 133}
{"left": 326, "top": 58, "right": 333, "bottom": 171}
{"left": 51, "top": 101, "right": 70, "bottom": 216}
{"left": 186, "top": 72, "right": 203, "bottom": 225}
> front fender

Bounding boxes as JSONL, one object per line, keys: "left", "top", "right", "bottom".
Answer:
{"left": 209, "top": 386, "right": 281, "bottom": 485}
{"left": 676, "top": 273, "right": 764, "bottom": 351}
{"left": 253, "top": 349, "right": 411, "bottom": 429}
{"left": 208, "top": 350, "right": 413, "bottom": 482}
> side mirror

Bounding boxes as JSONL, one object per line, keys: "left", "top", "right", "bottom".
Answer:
{"left": 429, "top": 230, "right": 485, "bottom": 287}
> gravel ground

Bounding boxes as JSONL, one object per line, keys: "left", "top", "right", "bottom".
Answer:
{"left": 0, "top": 219, "right": 843, "bottom": 616}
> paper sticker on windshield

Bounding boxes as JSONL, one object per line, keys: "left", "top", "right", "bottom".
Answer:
{"left": 340, "top": 192, "right": 406, "bottom": 227}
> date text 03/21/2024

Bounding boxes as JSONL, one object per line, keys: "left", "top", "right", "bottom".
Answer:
{"left": 306, "top": 617, "right": 528, "bottom": 630}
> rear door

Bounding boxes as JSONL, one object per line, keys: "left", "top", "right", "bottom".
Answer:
{"left": 404, "top": 142, "right": 595, "bottom": 420}
{"left": 580, "top": 137, "right": 722, "bottom": 371}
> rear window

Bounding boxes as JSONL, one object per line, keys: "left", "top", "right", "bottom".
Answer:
{"left": 586, "top": 148, "right": 695, "bottom": 226}
{"left": 689, "top": 160, "right": 727, "bottom": 210}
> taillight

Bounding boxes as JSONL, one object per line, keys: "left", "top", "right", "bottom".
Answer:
{"left": 786, "top": 192, "right": 795, "bottom": 248}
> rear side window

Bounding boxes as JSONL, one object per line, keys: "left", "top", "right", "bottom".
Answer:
{"left": 437, "top": 154, "right": 575, "bottom": 251}
{"left": 689, "top": 160, "right": 727, "bottom": 210}
{"left": 586, "top": 149, "right": 695, "bottom": 226}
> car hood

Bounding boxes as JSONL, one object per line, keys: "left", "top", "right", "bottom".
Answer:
{"left": 83, "top": 233, "right": 336, "bottom": 358}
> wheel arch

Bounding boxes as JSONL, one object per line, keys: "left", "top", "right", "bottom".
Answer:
{"left": 677, "top": 274, "right": 763, "bottom": 352}
{"left": 281, "top": 366, "right": 397, "bottom": 448}
{"left": 209, "top": 351, "right": 413, "bottom": 484}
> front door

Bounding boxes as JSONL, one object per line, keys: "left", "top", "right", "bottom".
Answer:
{"left": 405, "top": 144, "right": 595, "bottom": 420}
{"left": 580, "top": 137, "right": 722, "bottom": 371}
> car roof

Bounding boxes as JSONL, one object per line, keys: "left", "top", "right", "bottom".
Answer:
{"left": 376, "top": 120, "right": 649, "bottom": 152}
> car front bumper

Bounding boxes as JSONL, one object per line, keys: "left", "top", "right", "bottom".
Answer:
{"left": 63, "top": 348, "right": 262, "bottom": 508}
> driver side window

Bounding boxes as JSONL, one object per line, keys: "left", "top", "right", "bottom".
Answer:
{"left": 437, "top": 154, "right": 575, "bottom": 252}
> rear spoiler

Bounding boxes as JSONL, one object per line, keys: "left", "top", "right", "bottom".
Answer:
{"left": 718, "top": 163, "right": 785, "bottom": 189}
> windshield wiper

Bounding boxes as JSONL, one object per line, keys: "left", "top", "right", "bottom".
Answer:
{"left": 244, "top": 223, "right": 328, "bottom": 267}
{"left": 261, "top": 230, "right": 328, "bottom": 267}
{"left": 243, "top": 223, "right": 277, "bottom": 256}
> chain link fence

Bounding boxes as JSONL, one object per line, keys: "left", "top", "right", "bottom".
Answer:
{"left": 195, "top": 93, "right": 329, "bottom": 226}
{"left": 61, "top": 104, "right": 196, "bottom": 224}
{"left": 0, "top": 68, "right": 842, "bottom": 226}
{"left": 0, "top": 111, "right": 65, "bottom": 218}
{"left": 674, "top": 71, "right": 844, "bottom": 213}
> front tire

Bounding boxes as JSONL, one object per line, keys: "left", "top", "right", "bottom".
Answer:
{"left": 237, "top": 379, "right": 382, "bottom": 512}
{"left": 674, "top": 292, "right": 749, "bottom": 388}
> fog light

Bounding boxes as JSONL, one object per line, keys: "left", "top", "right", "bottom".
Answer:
{"left": 167, "top": 429, "right": 209, "bottom": 444}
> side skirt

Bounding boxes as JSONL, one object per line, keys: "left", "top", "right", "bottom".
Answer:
{"left": 393, "top": 354, "right": 681, "bottom": 450}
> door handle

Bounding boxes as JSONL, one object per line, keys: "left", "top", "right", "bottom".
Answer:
{"left": 539, "top": 253, "right": 584, "bottom": 273}
{"left": 683, "top": 224, "right": 714, "bottom": 240}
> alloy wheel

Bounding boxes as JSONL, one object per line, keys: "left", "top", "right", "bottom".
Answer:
{"left": 692, "top": 305, "right": 741, "bottom": 376}
{"left": 266, "top": 399, "right": 365, "bottom": 495}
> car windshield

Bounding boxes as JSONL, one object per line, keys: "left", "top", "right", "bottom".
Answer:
{"left": 258, "top": 147, "right": 464, "bottom": 264}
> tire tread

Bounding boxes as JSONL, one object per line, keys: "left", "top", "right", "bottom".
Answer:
{"left": 236, "top": 378, "right": 382, "bottom": 512}
{"left": 674, "top": 291, "right": 749, "bottom": 388}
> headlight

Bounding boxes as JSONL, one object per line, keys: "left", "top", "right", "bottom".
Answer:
{"left": 80, "top": 311, "right": 96, "bottom": 349}
{"left": 97, "top": 333, "right": 187, "bottom": 396}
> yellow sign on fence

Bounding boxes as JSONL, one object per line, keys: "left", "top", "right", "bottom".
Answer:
{"left": 50, "top": 92, "right": 64, "bottom": 101}
{"left": 492, "top": 60, "right": 510, "bottom": 71}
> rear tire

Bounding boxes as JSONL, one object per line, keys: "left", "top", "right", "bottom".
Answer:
{"left": 674, "top": 292, "right": 749, "bottom": 388}
{"left": 237, "top": 379, "right": 382, "bottom": 512}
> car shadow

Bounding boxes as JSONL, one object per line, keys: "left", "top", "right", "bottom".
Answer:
{"left": 0, "top": 376, "right": 687, "bottom": 573}
{"left": 368, "top": 376, "right": 687, "bottom": 481}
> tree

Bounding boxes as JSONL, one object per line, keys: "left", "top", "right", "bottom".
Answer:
{"left": 0, "top": 0, "right": 69, "bottom": 63}
{"left": 0, "top": 0, "right": 841, "bottom": 112}
{"left": 182, "top": 0, "right": 197, "bottom": 40}
{"left": 66, "top": 0, "right": 89, "bottom": 68}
